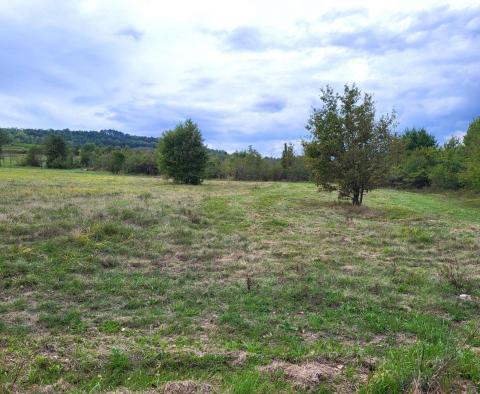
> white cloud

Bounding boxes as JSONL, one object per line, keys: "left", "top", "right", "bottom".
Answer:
{"left": 0, "top": 0, "right": 479, "bottom": 155}
{"left": 444, "top": 130, "right": 467, "bottom": 142}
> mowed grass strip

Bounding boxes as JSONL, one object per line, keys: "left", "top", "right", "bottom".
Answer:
{"left": 1, "top": 167, "right": 479, "bottom": 393}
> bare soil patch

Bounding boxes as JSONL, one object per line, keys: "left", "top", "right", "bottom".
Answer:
{"left": 259, "top": 360, "right": 342, "bottom": 389}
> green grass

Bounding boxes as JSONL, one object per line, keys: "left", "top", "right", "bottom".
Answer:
{"left": 1, "top": 167, "right": 479, "bottom": 393}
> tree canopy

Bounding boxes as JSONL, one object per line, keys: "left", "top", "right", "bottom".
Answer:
{"left": 402, "top": 128, "right": 437, "bottom": 150}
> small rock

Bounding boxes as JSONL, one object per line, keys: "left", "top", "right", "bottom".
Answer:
{"left": 459, "top": 294, "right": 472, "bottom": 301}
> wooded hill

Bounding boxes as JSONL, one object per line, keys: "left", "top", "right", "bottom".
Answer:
{"left": 2, "top": 127, "right": 158, "bottom": 149}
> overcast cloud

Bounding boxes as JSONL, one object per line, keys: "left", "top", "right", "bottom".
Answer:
{"left": 0, "top": 0, "right": 479, "bottom": 155}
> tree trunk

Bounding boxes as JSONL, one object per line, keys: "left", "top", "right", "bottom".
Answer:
{"left": 352, "top": 190, "right": 360, "bottom": 206}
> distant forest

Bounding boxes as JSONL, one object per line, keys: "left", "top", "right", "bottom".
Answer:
{"left": 2, "top": 127, "right": 158, "bottom": 149}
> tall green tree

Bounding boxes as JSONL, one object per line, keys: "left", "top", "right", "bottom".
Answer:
{"left": 280, "top": 142, "right": 295, "bottom": 169}
{"left": 462, "top": 117, "right": 480, "bottom": 190}
{"left": 157, "top": 119, "right": 208, "bottom": 185}
{"left": 0, "top": 130, "right": 11, "bottom": 166}
{"left": 44, "top": 135, "right": 68, "bottom": 168}
{"left": 303, "top": 85, "right": 395, "bottom": 205}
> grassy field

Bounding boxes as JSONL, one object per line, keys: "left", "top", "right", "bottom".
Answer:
{"left": 1, "top": 167, "right": 479, "bottom": 393}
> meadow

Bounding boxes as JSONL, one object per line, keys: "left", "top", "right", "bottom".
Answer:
{"left": 1, "top": 167, "right": 479, "bottom": 393}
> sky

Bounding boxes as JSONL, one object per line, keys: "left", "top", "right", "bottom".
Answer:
{"left": 0, "top": 0, "right": 479, "bottom": 156}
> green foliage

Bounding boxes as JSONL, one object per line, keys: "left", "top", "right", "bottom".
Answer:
{"left": 463, "top": 117, "right": 480, "bottom": 155}
{"left": 2, "top": 111, "right": 478, "bottom": 191}
{"left": 2, "top": 127, "right": 157, "bottom": 148}
{"left": 99, "top": 320, "right": 122, "bottom": 333}
{"left": 402, "top": 128, "right": 437, "bottom": 150}
{"left": 122, "top": 149, "right": 158, "bottom": 175}
{"left": 206, "top": 146, "right": 309, "bottom": 181}
{"left": 43, "top": 134, "right": 69, "bottom": 168}
{"left": 462, "top": 117, "right": 480, "bottom": 190}
{"left": 27, "top": 356, "right": 64, "bottom": 385}
{"left": 0, "top": 129, "right": 11, "bottom": 146}
{"left": 157, "top": 119, "right": 208, "bottom": 184}
{"left": 106, "top": 349, "right": 132, "bottom": 386}
{"left": 3, "top": 129, "right": 306, "bottom": 182}
{"left": 430, "top": 138, "right": 464, "bottom": 190}
{"left": 389, "top": 128, "right": 439, "bottom": 188}
{"left": 80, "top": 143, "right": 96, "bottom": 167}
{"left": 110, "top": 151, "right": 126, "bottom": 174}
{"left": 23, "top": 146, "right": 43, "bottom": 167}
{"left": 280, "top": 142, "right": 295, "bottom": 169}
{"left": 399, "top": 147, "right": 437, "bottom": 188}
{"left": 228, "top": 146, "right": 265, "bottom": 181}
{"left": 86, "top": 147, "right": 159, "bottom": 175}
{"left": 388, "top": 129, "right": 464, "bottom": 189}
{"left": 303, "top": 84, "right": 395, "bottom": 205}
{"left": 364, "top": 342, "right": 480, "bottom": 393}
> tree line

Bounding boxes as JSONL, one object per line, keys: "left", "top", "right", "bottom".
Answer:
{"left": 1, "top": 84, "right": 478, "bottom": 205}
{"left": 9, "top": 124, "right": 309, "bottom": 182}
